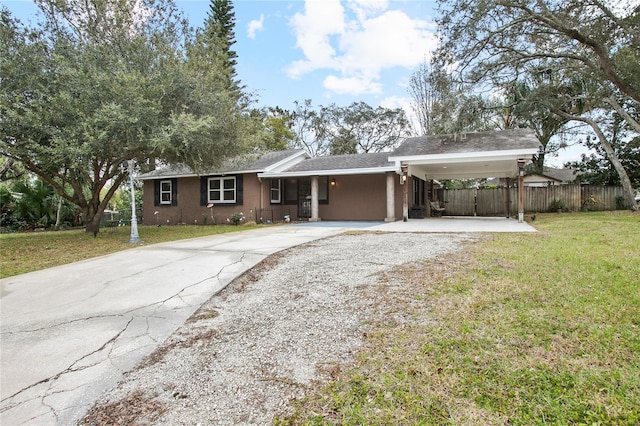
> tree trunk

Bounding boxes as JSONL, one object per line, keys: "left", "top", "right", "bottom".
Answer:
{"left": 55, "top": 196, "right": 63, "bottom": 230}
{"left": 587, "top": 121, "right": 638, "bottom": 211}
{"left": 84, "top": 202, "right": 104, "bottom": 235}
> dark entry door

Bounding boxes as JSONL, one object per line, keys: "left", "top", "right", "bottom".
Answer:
{"left": 298, "top": 178, "right": 311, "bottom": 218}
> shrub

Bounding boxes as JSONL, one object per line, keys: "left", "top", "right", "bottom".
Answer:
{"left": 549, "top": 198, "right": 566, "bottom": 212}
{"left": 227, "top": 212, "right": 245, "bottom": 226}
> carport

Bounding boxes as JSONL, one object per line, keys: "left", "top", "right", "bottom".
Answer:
{"left": 388, "top": 129, "right": 542, "bottom": 222}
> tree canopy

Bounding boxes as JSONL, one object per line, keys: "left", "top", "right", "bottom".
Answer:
{"left": 435, "top": 0, "right": 639, "bottom": 209}
{"left": 283, "top": 100, "right": 410, "bottom": 157}
{"left": 0, "top": 0, "right": 258, "bottom": 233}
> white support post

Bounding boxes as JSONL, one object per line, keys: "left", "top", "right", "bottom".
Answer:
{"left": 385, "top": 172, "right": 395, "bottom": 222}
{"left": 309, "top": 175, "right": 320, "bottom": 222}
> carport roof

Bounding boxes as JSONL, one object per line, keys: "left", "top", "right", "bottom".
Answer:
{"left": 388, "top": 128, "right": 542, "bottom": 180}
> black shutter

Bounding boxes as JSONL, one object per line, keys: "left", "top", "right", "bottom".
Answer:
{"left": 171, "top": 178, "right": 178, "bottom": 206}
{"left": 200, "top": 177, "right": 208, "bottom": 206}
{"left": 154, "top": 180, "right": 160, "bottom": 206}
{"left": 236, "top": 175, "right": 243, "bottom": 205}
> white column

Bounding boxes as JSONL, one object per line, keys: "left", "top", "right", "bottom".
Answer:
{"left": 385, "top": 172, "right": 395, "bottom": 222}
{"left": 310, "top": 175, "right": 320, "bottom": 222}
{"left": 517, "top": 160, "right": 525, "bottom": 223}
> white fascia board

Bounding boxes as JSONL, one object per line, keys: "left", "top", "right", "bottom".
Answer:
{"left": 388, "top": 148, "right": 539, "bottom": 165}
{"left": 264, "top": 151, "right": 310, "bottom": 173}
{"left": 137, "top": 173, "right": 197, "bottom": 181}
{"left": 259, "top": 166, "right": 398, "bottom": 179}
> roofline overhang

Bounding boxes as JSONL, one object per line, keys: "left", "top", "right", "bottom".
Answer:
{"left": 388, "top": 148, "right": 540, "bottom": 165}
{"left": 137, "top": 151, "right": 309, "bottom": 181}
{"left": 259, "top": 166, "right": 398, "bottom": 179}
{"left": 525, "top": 173, "right": 563, "bottom": 182}
{"left": 263, "top": 150, "right": 309, "bottom": 172}
{"left": 137, "top": 168, "right": 270, "bottom": 181}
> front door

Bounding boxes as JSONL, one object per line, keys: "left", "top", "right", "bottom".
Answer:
{"left": 298, "top": 177, "right": 311, "bottom": 218}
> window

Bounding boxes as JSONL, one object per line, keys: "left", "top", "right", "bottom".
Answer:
{"left": 270, "top": 179, "right": 281, "bottom": 204}
{"left": 200, "top": 175, "right": 243, "bottom": 206}
{"left": 283, "top": 178, "right": 298, "bottom": 204}
{"left": 159, "top": 180, "right": 172, "bottom": 205}
{"left": 412, "top": 178, "right": 424, "bottom": 206}
{"left": 318, "top": 176, "right": 328, "bottom": 203}
{"left": 208, "top": 176, "right": 236, "bottom": 204}
{"left": 154, "top": 178, "right": 177, "bottom": 206}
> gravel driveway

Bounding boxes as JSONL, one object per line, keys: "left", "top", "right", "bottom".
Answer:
{"left": 81, "top": 231, "right": 477, "bottom": 425}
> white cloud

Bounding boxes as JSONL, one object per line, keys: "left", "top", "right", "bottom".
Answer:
{"left": 286, "top": 0, "right": 438, "bottom": 96}
{"left": 347, "top": 0, "right": 388, "bottom": 21}
{"left": 324, "top": 74, "right": 383, "bottom": 95}
{"left": 247, "top": 14, "right": 264, "bottom": 40}
{"left": 287, "top": 0, "right": 346, "bottom": 78}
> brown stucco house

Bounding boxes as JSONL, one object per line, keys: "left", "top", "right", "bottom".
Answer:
{"left": 138, "top": 128, "right": 542, "bottom": 224}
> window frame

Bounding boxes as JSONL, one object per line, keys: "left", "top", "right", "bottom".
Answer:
{"left": 270, "top": 179, "right": 282, "bottom": 204}
{"left": 208, "top": 176, "right": 237, "bottom": 204}
{"left": 159, "top": 180, "right": 173, "bottom": 205}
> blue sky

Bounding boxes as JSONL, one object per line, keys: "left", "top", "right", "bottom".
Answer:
{"left": 1, "top": 0, "right": 587, "bottom": 165}
{"left": 1, "top": 0, "right": 438, "bottom": 112}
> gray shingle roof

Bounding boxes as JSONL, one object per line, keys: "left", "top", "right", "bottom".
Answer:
{"left": 391, "top": 128, "right": 542, "bottom": 157}
{"left": 138, "top": 149, "right": 304, "bottom": 179}
{"left": 540, "top": 167, "right": 580, "bottom": 183}
{"left": 285, "top": 152, "right": 394, "bottom": 172}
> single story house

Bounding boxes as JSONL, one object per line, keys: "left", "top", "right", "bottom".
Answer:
{"left": 523, "top": 167, "right": 581, "bottom": 187}
{"left": 138, "top": 128, "right": 542, "bottom": 224}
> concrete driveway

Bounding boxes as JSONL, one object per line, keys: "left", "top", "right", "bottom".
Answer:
{"left": 0, "top": 217, "right": 535, "bottom": 425}
{"left": 0, "top": 225, "right": 348, "bottom": 425}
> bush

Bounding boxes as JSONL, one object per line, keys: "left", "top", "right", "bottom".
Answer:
{"left": 549, "top": 198, "right": 566, "bottom": 212}
{"left": 615, "top": 195, "right": 627, "bottom": 210}
{"left": 227, "top": 212, "right": 245, "bottom": 226}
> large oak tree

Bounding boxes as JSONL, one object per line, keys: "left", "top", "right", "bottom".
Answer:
{"left": 436, "top": 0, "right": 639, "bottom": 209}
{"left": 1, "top": 0, "right": 255, "bottom": 234}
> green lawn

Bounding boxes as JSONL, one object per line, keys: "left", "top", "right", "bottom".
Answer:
{"left": 0, "top": 224, "right": 262, "bottom": 278}
{"left": 277, "top": 212, "right": 640, "bottom": 425}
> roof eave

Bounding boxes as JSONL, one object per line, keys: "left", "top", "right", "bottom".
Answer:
{"left": 263, "top": 150, "right": 310, "bottom": 173}
{"left": 259, "top": 165, "right": 398, "bottom": 178}
{"left": 137, "top": 172, "right": 196, "bottom": 181}
{"left": 388, "top": 148, "right": 540, "bottom": 164}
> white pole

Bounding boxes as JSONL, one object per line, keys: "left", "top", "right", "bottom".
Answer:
{"left": 128, "top": 161, "right": 140, "bottom": 243}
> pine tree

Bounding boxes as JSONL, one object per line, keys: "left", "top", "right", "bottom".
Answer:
{"left": 205, "top": 0, "right": 239, "bottom": 93}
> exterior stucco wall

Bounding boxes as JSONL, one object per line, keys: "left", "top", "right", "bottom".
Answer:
{"left": 142, "top": 174, "right": 266, "bottom": 225}
{"left": 143, "top": 172, "right": 405, "bottom": 224}
{"left": 318, "top": 173, "right": 403, "bottom": 221}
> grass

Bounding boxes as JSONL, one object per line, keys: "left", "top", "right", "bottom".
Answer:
{"left": 0, "top": 223, "right": 262, "bottom": 278}
{"left": 276, "top": 211, "right": 640, "bottom": 425}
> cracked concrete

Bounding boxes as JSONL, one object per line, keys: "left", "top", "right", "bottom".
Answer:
{"left": 0, "top": 224, "right": 347, "bottom": 426}
{"left": 1, "top": 218, "right": 536, "bottom": 425}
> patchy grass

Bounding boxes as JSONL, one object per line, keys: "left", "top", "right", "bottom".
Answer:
{"left": 277, "top": 211, "right": 640, "bottom": 425}
{"left": 0, "top": 224, "right": 263, "bottom": 278}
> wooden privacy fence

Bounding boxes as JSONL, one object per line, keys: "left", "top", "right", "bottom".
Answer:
{"left": 441, "top": 185, "right": 626, "bottom": 217}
